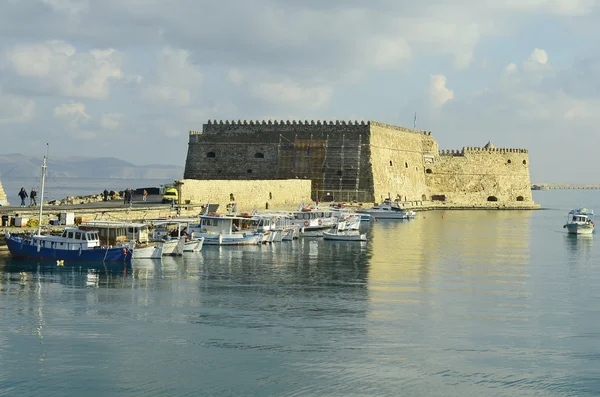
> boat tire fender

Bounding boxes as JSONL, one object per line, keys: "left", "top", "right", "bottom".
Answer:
{"left": 304, "top": 221, "right": 309, "bottom": 226}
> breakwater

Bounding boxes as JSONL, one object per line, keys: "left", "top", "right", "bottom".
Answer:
{"left": 532, "top": 184, "right": 600, "bottom": 190}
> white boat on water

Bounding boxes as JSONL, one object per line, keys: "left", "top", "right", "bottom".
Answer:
{"left": 79, "top": 220, "right": 162, "bottom": 259}
{"left": 147, "top": 219, "right": 205, "bottom": 254}
{"left": 564, "top": 208, "right": 595, "bottom": 235}
{"left": 187, "top": 213, "right": 263, "bottom": 245}
{"left": 356, "top": 201, "right": 416, "bottom": 219}
{"left": 323, "top": 220, "right": 367, "bottom": 241}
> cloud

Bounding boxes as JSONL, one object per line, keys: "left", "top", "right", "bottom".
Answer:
{"left": 429, "top": 75, "right": 454, "bottom": 107}
{"left": 523, "top": 48, "right": 550, "bottom": 71}
{"left": 100, "top": 113, "right": 123, "bottom": 130}
{"left": 5, "top": 41, "right": 123, "bottom": 100}
{"left": 251, "top": 80, "right": 333, "bottom": 108}
{"left": 0, "top": 91, "right": 35, "bottom": 124}
{"left": 141, "top": 47, "right": 204, "bottom": 106}
{"left": 228, "top": 69, "right": 244, "bottom": 85}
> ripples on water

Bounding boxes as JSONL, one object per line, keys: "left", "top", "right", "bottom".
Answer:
{"left": 1, "top": 192, "right": 599, "bottom": 396}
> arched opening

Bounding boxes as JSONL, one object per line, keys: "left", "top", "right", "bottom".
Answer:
{"left": 507, "top": 159, "right": 512, "bottom": 164}
{"left": 487, "top": 196, "right": 498, "bottom": 202}
{"left": 516, "top": 196, "right": 524, "bottom": 202}
{"left": 421, "top": 194, "right": 427, "bottom": 201}
{"left": 389, "top": 160, "right": 393, "bottom": 166}
{"left": 431, "top": 195, "right": 446, "bottom": 201}
{"left": 269, "top": 192, "right": 272, "bottom": 200}
{"left": 405, "top": 162, "right": 408, "bottom": 168}
{"left": 206, "top": 152, "right": 216, "bottom": 158}
{"left": 522, "top": 159, "right": 527, "bottom": 165}
{"left": 254, "top": 152, "right": 264, "bottom": 158}
{"left": 425, "top": 168, "right": 432, "bottom": 174}
{"left": 247, "top": 169, "right": 253, "bottom": 174}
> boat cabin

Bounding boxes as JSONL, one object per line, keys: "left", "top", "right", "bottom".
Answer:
{"left": 80, "top": 221, "right": 150, "bottom": 245}
{"left": 28, "top": 227, "right": 102, "bottom": 250}
{"left": 191, "top": 215, "right": 255, "bottom": 234}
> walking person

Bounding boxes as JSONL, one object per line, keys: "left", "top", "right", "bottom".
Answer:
{"left": 18, "top": 187, "right": 28, "bottom": 207}
{"left": 143, "top": 189, "right": 148, "bottom": 202}
{"left": 103, "top": 189, "right": 108, "bottom": 202}
{"left": 30, "top": 188, "right": 37, "bottom": 207}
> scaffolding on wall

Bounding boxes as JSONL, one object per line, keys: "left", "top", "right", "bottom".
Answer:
{"left": 276, "top": 133, "right": 369, "bottom": 201}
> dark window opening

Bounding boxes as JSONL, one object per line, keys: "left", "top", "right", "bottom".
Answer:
{"left": 431, "top": 195, "right": 446, "bottom": 201}
{"left": 516, "top": 196, "right": 524, "bottom": 201}
{"left": 206, "top": 152, "right": 216, "bottom": 158}
{"left": 522, "top": 160, "right": 527, "bottom": 165}
{"left": 507, "top": 159, "right": 512, "bottom": 164}
{"left": 337, "top": 171, "right": 343, "bottom": 176}
{"left": 247, "top": 169, "right": 253, "bottom": 173}
{"left": 487, "top": 196, "right": 498, "bottom": 202}
{"left": 425, "top": 168, "right": 432, "bottom": 174}
{"left": 421, "top": 194, "right": 427, "bottom": 201}
{"left": 254, "top": 152, "right": 264, "bottom": 158}
{"left": 405, "top": 162, "right": 408, "bottom": 168}
{"left": 389, "top": 160, "right": 393, "bottom": 166}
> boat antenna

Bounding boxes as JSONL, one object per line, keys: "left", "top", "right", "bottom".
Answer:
{"left": 36, "top": 144, "right": 48, "bottom": 236}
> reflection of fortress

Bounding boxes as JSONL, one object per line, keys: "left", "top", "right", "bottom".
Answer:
{"left": 184, "top": 120, "right": 536, "bottom": 207}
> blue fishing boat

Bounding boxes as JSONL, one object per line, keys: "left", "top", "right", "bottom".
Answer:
{"left": 4, "top": 148, "right": 131, "bottom": 263}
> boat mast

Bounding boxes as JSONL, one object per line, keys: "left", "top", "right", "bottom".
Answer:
{"left": 36, "top": 144, "right": 48, "bottom": 236}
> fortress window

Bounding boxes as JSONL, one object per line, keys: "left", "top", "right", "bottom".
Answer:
{"left": 507, "top": 159, "right": 512, "bottom": 164}
{"left": 337, "top": 171, "right": 343, "bottom": 176}
{"left": 405, "top": 162, "right": 408, "bottom": 168}
{"left": 206, "top": 152, "right": 216, "bottom": 158}
{"left": 247, "top": 169, "right": 253, "bottom": 174}
{"left": 522, "top": 160, "right": 527, "bottom": 165}
{"left": 431, "top": 195, "right": 446, "bottom": 201}
{"left": 255, "top": 152, "right": 265, "bottom": 158}
{"left": 487, "top": 196, "right": 498, "bottom": 202}
{"left": 516, "top": 196, "right": 524, "bottom": 201}
{"left": 425, "top": 168, "right": 432, "bottom": 174}
{"left": 389, "top": 160, "right": 393, "bottom": 166}
{"left": 421, "top": 194, "right": 427, "bottom": 201}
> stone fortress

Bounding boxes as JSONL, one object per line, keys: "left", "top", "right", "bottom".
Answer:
{"left": 181, "top": 119, "right": 537, "bottom": 209}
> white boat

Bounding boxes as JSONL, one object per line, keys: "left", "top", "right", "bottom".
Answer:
{"left": 79, "top": 220, "right": 163, "bottom": 259}
{"left": 147, "top": 219, "right": 205, "bottom": 254}
{"left": 356, "top": 201, "right": 416, "bottom": 219}
{"left": 564, "top": 208, "right": 594, "bottom": 235}
{"left": 323, "top": 220, "right": 367, "bottom": 241}
{"left": 187, "top": 213, "right": 262, "bottom": 245}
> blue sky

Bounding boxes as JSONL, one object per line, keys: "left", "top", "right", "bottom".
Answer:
{"left": 1, "top": 0, "right": 599, "bottom": 183}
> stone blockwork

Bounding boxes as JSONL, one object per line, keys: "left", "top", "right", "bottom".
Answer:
{"left": 178, "top": 179, "right": 312, "bottom": 213}
{"left": 0, "top": 178, "right": 7, "bottom": 206}
{"left": 184, "top": 119, "right": 536, "bottom": 208}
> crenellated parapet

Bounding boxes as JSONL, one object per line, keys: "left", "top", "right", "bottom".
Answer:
{"left": 464, "top": 147, "right": 528, "bottom": 153}
{"left": 439, "top": 149, "right": 465, "bottom": 156}
{"left": 198, "top": 119, "right": 372, "bottom": 134}
{"left": 370, "top": 121, "right": 432, "bottom": 136}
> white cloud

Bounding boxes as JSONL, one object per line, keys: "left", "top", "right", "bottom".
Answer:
{"left": 0, "top": 91, "right": 35, "bottom": 124}
{"left": 251, "top": 80, "right": 333, "bottom": 108}
{"left": 142, "top": 47, "right": 203, "bottom": 106}
{"left": 228, "top": 69, "right": 244, "bottom": 85}
{"left": 367, "top": 36, "right": 412, "bottom": 69}
{"left": 429, "top": 75, "right": 454, "bottom": 107}
{"left": 53, "top": 102, "right": 91, "bottom": 132}
{"left": 505, "top": 63, "right": 518, "bottom": 73}
{"left": 523, "top": 48, "right": 550, "bottom": 71}
{"left": 100, "top": 113, "right": 123, "bottom": 130}
{"left": 5, "top": 41, "right": 123, "bottom": 100}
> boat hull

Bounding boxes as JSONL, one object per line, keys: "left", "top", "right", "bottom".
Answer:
{"left": 132, "top": 243, "right": 163, "bottom": 259}
{"left": 6, "top": 235, "right": 131, "bottom": 262}
{"left": 200, "top": 233, "right": 262, "bottom": 245}
{"left": 323, "top": 231, "right": 367, "bottom": 241}
{"left": 566, "top": 224, "right": 594, "bottom": 235}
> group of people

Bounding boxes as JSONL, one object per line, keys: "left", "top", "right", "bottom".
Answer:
{"left": 123, "top": 188, "right": 148, "bottom": 204}
{"left": 18, "top": 187, "right": 37, "bottom": 208}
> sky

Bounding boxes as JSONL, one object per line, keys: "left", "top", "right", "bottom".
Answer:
{"left": 1, "top": 0, "right": 599, "bottom": 183}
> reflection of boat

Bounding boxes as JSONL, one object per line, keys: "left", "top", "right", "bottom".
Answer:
{"left": 323, "top": 220, "right": 367, "bottom": 241}
{"left": 5, "top": 153, "right": 130, "bottom": 263}
{"left": 356, "top": 201, "right": 416, "bottom": 220}
{"left": 564, "top": 208, "right": 594, "bottom": 235}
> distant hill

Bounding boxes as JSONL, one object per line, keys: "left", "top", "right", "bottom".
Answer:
{"left": 0, "top": 154, "right": 184, "bottom": 179}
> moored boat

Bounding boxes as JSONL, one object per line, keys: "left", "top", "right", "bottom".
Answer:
{"left": 323, "top": 220, "right": 367, "bottom": 241}
{"left": 356, "top": 200, "right": 415, "bottom": 219}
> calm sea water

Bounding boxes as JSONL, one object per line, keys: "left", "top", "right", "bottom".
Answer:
{"left": 1, "top": 190, "right": 599, "bottom": 396}
{"left": 1, "top": 177, "right": 175, "bottom": 203}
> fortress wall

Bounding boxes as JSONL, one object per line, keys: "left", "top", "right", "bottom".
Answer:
{"left": 368, "top": 122, "right": 431, "bottom": 202}
{"left": 0, "top": 178, "right": 7, "bottom": 206}
{"left": 184, "top": 120, "right": 372, "bottom": 199}
{"left": 178, "top": 179, "right": 312, "bottom": 212}
{"left": 426, "top": 148, "right": 533, "bottom": 204}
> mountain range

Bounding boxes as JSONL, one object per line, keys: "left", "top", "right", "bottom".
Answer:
{"left": 0, "top": 154, "right": 184, "bottom": 180}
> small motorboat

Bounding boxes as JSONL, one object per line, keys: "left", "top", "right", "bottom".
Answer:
{"left": 323, "top": 220, "right": 367, "bottom": 241}
{"left": 564, "top": 208, "right": 594, "bottom": 235}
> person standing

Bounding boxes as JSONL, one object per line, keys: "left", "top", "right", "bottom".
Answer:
{"left": 18, "top": 187, "right": 28, "bottom": 207}
{"left": 30, "top": 188, "right": 37, "bottom": 207}
{"left": 143, "top": 189, "right": 148, "bottom": 202}
{"left": 103, "top": 189, "right": 109, "bottom": 202}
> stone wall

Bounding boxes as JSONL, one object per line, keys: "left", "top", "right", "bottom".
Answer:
{"left": 0, "top": 178, "right": 7, "bottom": 206}
{"left": 178, "top": 179, "right": 312, "bottom": 212}
{"left": 368, "top": 122, "right": 435, "bottom": 203}
{"left": 425, "top": 147, "right": 533, "bottom": 204}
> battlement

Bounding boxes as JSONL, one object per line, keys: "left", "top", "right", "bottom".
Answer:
{"left": 370, "top": 121, "right": 433, "bottom": 136}
{"left": 440, "top": 147, "right": 528, "bottom": 155}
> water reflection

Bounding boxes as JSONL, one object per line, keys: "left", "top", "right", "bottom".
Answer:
{"left": 564, "top": 234, "right": 594, "bottom": 266}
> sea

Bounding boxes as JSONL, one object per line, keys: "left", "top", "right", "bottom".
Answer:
{"left": 1, "top": 176, "right": 176, "bottom": 203}
{"left": 1, "top": 189, "right": 599, "bottom": 396}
